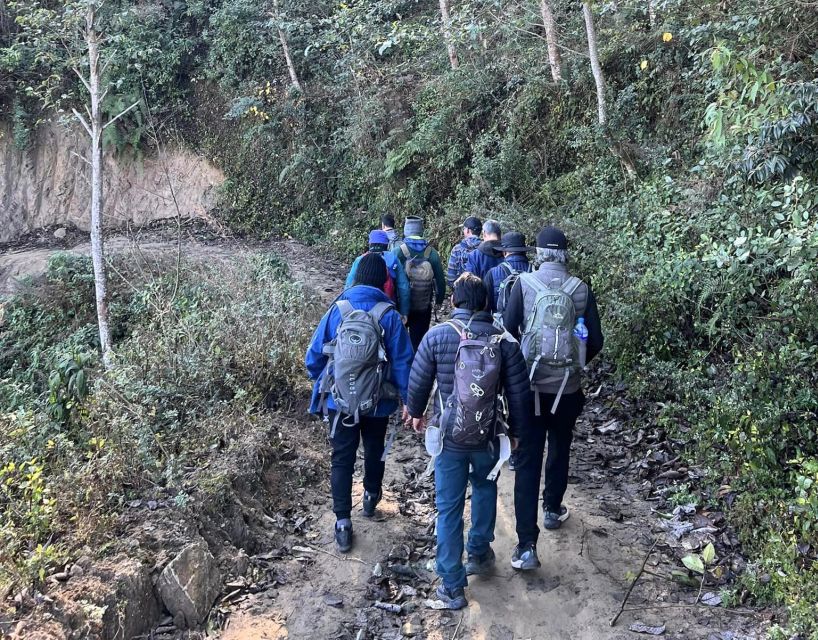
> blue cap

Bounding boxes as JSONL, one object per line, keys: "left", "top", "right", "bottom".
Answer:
{"left": 368, "top": 230, "right": 389, "bottom": 245}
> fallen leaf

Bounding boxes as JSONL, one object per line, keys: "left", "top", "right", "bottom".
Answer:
{"left": 701, "top": 592, "right": 722, "bottom": 607}
{"left": 629, "top": 621, "right": 666, "bottom": 635}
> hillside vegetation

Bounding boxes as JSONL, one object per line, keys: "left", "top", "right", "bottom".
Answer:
{"left": 2, "top": 0, "right": 817, "bottom": 635}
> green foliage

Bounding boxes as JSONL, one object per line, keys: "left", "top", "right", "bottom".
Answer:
{"left": 0, "top": 250, "right": 319, "bottom": 592}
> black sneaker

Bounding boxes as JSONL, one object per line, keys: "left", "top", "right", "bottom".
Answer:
{"left": 510, "top": 542, "right": 541, "bottom": 571}
{"left": 464, "top": 548, "right": 496, "bottom": 576}
{"left": 508, "top": 452, "right": 518, "bottom": 471}
{"left": 362, "top": 491, "right": 381, "bottom": 518}
{"left": 432, "top": 584, "right": 468, "bottom": 610}
{"left": 543, "top": 506, "right": 570, "bottom": 530}
{"left": 335, "top": 519, "right": 353, "bottom": 553}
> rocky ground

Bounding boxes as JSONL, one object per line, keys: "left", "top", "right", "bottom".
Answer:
{"left": 1, "top": 233, "right": 772, "bottom": 639}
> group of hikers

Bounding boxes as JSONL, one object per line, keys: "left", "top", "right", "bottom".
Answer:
{"left": 305, "top": 213, "right": 604, "bottom": 610}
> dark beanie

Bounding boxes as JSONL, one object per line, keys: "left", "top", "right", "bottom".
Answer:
{"left": 536, "top": 226, "right": 568, "bottom": 250}
{"left": 452, "top": 274, "right": 487, "bottom": 311}
{"left": 355, "top": 253, "right": 388, "bottom": 290}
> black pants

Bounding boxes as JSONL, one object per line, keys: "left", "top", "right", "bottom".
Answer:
{"left": 329, "top": 413, "right": 389, "bottom": 520}
{"left": 513, "top": 391, "right": 585, "bottom": 546}
{"left": 407, "top": 308, "right": 433, "bottom": 352}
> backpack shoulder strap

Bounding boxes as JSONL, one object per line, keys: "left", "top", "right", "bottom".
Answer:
{"left": 560, "top": 276, "right": 583, "bottom": 295}
{"left": 370, "top": 301, "right": 395, "bottom": 324}
{"left": 401, "top": 243, "right": 411, "bottom": 259}
{"left": 335, "top": 299, "right": 355, "bottom": 319}
{"left": 423, "top": 246, "right": 432, "bottom": 259}
{"left": 520, "top": 272, "right": 548, "bottom": 294}
{"left": 500, "top": 262, "right": 514, "bottom": 276}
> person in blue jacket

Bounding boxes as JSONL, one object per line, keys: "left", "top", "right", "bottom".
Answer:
{"left": 306, "top": 253, "right": 414, "bottom": 552}
{"left": 346, "top": 230, "right": 411, "bottom": 320}
{"left": 445, "top": 216, "right": 482, "bottom": 289}
{"left": 465, "top": 219, "right": 503, "bottom": 279}
{"left": 483, "top": 232, "right": 533, "bottom": 314}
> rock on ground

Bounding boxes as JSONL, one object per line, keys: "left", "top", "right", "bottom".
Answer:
{"left": 156, "top": 541, "right": 222, "bottom": 629}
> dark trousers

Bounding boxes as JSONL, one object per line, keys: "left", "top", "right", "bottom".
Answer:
{"left": 407, "top": 308, "right": 433, "bottom": 351}
{"left": 329, "top": 413, "right": 389, "bottom": 520}
{"left": 513, "top": 391, "right": 585, "bottom": 545}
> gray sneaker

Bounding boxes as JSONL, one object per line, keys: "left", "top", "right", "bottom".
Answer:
{"left": 464, "top": 548, "right": 495, "bottom": 576}
{"left": 433, "top": 584, "right": 468, "bottom": 610}
{"left": 510, "top": 542, "right": 541, "bottom": 571}
{"left": 334, "top": 519, "right": 353, "bottom": 553}
{"left": 543, "top": 506, "right": 570, "bottom": 530}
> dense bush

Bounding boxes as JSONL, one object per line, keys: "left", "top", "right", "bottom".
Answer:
{"left": 0, "top": 251, "right": 319, "bottom": 590}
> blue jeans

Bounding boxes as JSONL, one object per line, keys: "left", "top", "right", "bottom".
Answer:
{"left": 435, "top": 446, "right": 500, "bottom": 591}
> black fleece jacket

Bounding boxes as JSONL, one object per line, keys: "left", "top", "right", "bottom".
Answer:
{"left": 407, "top": 309, "right": 531, "bottom": 449}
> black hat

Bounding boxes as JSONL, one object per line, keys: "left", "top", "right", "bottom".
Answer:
{"left": 463, "top": 216, "right": 482, "bottom": 233}
{"left": 452, "top": 274, "right": 487, "bottom": 311}
{"left": 355, "top": 253, "right": 387, "bottom": 290}
{"left": 499, "top": 232, "right": 533, "bottom": 253}
{"left": 536, "top": 226, "right": 568, "bottom": 250}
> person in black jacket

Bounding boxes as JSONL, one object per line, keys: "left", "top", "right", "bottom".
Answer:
{"left": 406, "top": 274, "right": 530, "bottom": 610}
{"left": 502, "top": 226, "right": 604, "bottom": 571}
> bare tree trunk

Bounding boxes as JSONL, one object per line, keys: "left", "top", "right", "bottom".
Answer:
{"left": 439, "top": 0, "right": 459, "bottom": 70}
{"left": 582, "top": 1, "right": 607, "bottom": 127}
{"left": 272, "top": 0, "right": 302, "bottom": 92}
{"left": 540, "top": 0, "right": 562, "bottom": 82}
{"left": 85, "top": 4, "right": 112, "bottom": 366}
{"left": 647, "top": 0, "right": 656, "bottom": 27}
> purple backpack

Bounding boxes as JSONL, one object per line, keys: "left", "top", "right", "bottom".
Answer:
{"left": 441, "top": 319, "right": 505, "bottom": 447}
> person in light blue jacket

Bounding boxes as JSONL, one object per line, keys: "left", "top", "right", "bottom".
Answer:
{"left": 306, "top": 253, "right": 413, "bottom": 553}
{"left": 346, "top": 230, "right": 410, "bottom": 319}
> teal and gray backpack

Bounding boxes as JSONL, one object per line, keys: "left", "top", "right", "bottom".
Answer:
{"left": 318, "top": 300, "right": 394, "bottom": 436}
{"left": 518, "top": 274, "right": 582, "bottom": 415}
{"left": 493, "top": 262, "right": 530, "bottom": 328}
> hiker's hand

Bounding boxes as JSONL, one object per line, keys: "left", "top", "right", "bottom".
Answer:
{"left": 510, "top": 438, "right": 520, "bottom": 451}
{"left": 401, "top": 315, "right": 408, "bottom": 325}
{"left": 401, "top": 405, "right": 410, "bottom": 425}
{"left": 411, "top": 416, "right": 426, "bottom": 433}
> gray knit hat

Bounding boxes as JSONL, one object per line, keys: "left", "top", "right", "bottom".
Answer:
{"left": 404, "top": 216, "right": 424, "bottom": 238}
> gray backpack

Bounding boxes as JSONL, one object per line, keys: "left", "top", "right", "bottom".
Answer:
{"left": 518, "top": 273, "right": 582, "bottom": 415}
{"left": 440, "top": 319, "right": 505, "bottom": 448}
{"left": 387, "top": 231, "right": 404, "bottom": 253}
{"left": 493, "top": 262, "right": 529, "bottom": 327}
{"left": 319, "top": 300, "right": 393, "bottom": 435}
{"left": 402, "top": 244, "right": 436, "bottom": 312}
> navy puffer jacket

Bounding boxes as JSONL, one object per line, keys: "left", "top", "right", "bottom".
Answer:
{"left": 407, "top": 309, "right": 531, "bottom": 451}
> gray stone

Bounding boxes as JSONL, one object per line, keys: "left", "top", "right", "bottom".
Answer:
{"left": 53, "top": 227, "right": 67, "bottom": 239}
{"left": 156, "top": 542, "right": 222, "bottom": 629}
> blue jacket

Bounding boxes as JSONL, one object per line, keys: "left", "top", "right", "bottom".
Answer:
{"left": 346, "top": 250, "right": 411, "bottom": 317}
{"left": 393, "top": 238, "right": 447, "bottom": 306}
{"left": 465, "top": 240, "right": 503, "bottom": 279}
{"left": 446, "top": 236, "right": 481, "bottom": 288}
{"left": 306, "top": 286, "right": 413, "bottom": 417}
{"left": 484, "top": 255, "right": 530, "bottom": 313}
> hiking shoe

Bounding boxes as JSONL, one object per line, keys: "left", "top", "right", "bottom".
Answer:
{"left": 433, "top": 584, "right": 468, "bottom": 610}
{"left": 510, "top": 542, "right": 541, "bottom": 571}
{"left": 335, "top": 519, "right": 353, "bottom": 553}
{"left": 543, "top": 506, "right": 570, "bottom": 530}
{"left": 362, "top": 491, "right": 381, "bottom": 518}
{"left": 508, "top": 452, "right": 518, "bottom": 471}
{"left": 465, "top": 548, "right": 496, "bottom": 576}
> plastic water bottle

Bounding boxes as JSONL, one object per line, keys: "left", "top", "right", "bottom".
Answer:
{"left": 574, "top": 316, "right": 588, "bottom": 369}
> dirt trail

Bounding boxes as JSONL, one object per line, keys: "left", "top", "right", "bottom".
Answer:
{"left": 1, "top": 234, "right": 765, "bottom": 639}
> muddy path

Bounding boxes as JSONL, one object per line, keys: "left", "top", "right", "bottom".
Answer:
{"left": 1, "top": 233, "right": 766, "bottom": 639}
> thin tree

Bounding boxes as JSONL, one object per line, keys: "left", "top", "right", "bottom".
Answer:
{"left": 70, "top": 2, "right": 139, "bottom": 367}
{"left": 540, "top": 0, "right": 562, "bottom": 82}
{"left": 439, "top": 0, "right": 459, "bottom": 70}
{"left": 271, "top": 0, "right": 302, "bottom": 92}
{"left": 647, "top": 0, "right": 656, "bottom": 27}
{"left": 581, "top": 1, "right": 606, "bottom": 126}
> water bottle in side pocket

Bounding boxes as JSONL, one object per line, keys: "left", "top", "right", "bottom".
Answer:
{"left": 573, "top": 316, "right": 588, "bottom": 369}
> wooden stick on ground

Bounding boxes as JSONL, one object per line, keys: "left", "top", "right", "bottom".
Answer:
{"left": 610, "top": 541, "right": 658, "bottom": 626}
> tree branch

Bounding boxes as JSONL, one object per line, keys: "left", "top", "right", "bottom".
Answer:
{"left": 72, "top": 67, "right": 92, "bottom": 93}
{"left": 103, "top": 101, "right": 140, "bottom": 131}
{"left": 72, "top": 108, "right": 92, "bottom": 136}
{"left": 71, "top": 151, "right": 91, "bottom": 165}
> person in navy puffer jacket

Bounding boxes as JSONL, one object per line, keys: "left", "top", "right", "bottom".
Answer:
{"left": 465, "top": 219, "right": 503, "bottom": 279}
{"left": 306, "top": 253, "right": 414, "bottom": 553}
{"left": 483, "top": 232, "right": 533, "bottom": 314}
{"left": 405, "top": 274, "right": 530, "bottom": 610}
